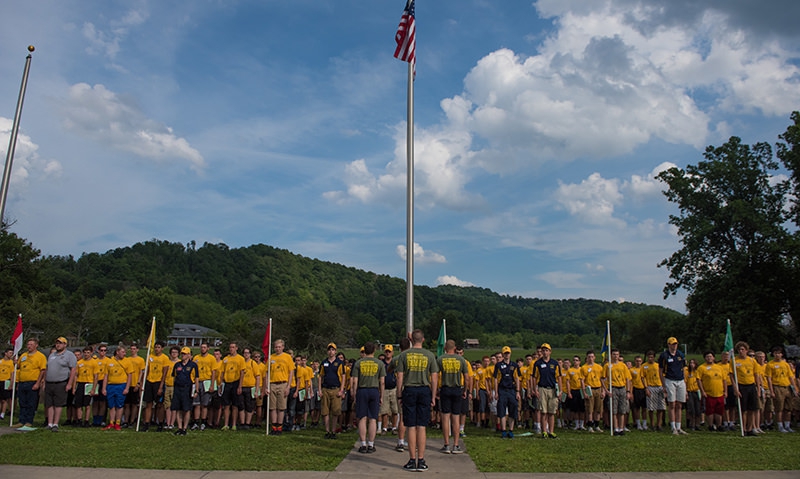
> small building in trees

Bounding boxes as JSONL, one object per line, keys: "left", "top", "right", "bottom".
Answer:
{"left": 168, "top": 323, "right": 223, "bottom": 347}
{"left": 463, "top": 338, "right": 480, "bottom": 349}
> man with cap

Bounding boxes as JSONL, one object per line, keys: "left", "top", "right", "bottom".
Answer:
{"left": 171, "top": 346, "right": 199, "bottom": 435}
{"left": 319, "top": 342, "right": 346, "bottom": 439}
{"left": 532, "top": 343, "right": 561, "bottom": 438}
{"left": 44, "top": 337, "right": 77, "bottom": 431}
{"left": 493, "top": 345, "right": 520, "bottom": 438}
{"left": 659, "top": 337, "right": 688, "bottom": 434}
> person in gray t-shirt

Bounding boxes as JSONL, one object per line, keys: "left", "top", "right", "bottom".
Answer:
{"left": 45, "top": 337, "right": 77, "bottom": 430}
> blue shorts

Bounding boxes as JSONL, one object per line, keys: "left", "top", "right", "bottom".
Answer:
{"left": 402, "top": 386, "right": 432, "bottom": 428}
{"left": 438, "top": 386, "right": 462, "bottom": 415}
{"left": 496, "top": 388, "right": 518, "bottom": 419}
{"left": 355, "top": 388, "right": 380, "bottom": 419}
{"left": 106, "top": 383, "right": 126, "bottom": 409}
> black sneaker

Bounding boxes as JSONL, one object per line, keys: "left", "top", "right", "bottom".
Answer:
{"left": 416, "top": 459, "right": 428, "bottom": 471}
{"left": 140, "top": 423, "right": 149, "bottom": 432}
{"left": 403, "top": 459, "right": 417, "bottom": 472}
{"left": 190, "top": 423, "right": 199, "bottom": 431}
{"left": 367, "top": 445, "right": 376, "bottom": 453}
{"left": 156, "top": 424, "right": 164, "bottom": 432}
{"left": 440, "top": 444, "right": 451, "bottom": 454}
{"left": 358, "top": 445, "right": 368, "bottom": 453}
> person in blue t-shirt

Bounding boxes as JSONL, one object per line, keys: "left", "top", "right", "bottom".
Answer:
{"left": 532, "top": 343, "right": 561, "bottom": 438}
{"left": 319, "top": 343, "right": 345, "bottom": 439}
{"left": 171, "top": 347, "right": 199, "bottom": 436}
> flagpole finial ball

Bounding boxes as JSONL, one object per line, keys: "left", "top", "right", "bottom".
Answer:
{"left": 27, "top": 45, "right": 35, "bottom": 52}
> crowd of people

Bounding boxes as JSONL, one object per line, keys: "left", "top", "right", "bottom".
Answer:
{"left": 1, "top": 332, "right": 799, "bottom": 471}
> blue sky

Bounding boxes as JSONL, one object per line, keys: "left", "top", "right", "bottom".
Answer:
{"left": 1, "top": 1, "right": 799, "bottom": 313}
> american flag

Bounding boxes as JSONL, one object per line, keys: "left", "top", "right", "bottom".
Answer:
{"left": 394, "top": 0, "right": 416, "bottom": 65}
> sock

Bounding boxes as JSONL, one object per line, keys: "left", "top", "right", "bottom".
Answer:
{"left": 377, "top": 421, "right": 382, "bottom": 431}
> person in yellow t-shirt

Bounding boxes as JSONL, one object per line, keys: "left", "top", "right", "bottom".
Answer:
{"left": 102, "top": 346, "right": 133, "bottom": 430}
{"left": 141, "top": 341, "right": 171, "bottom": 431}
{"left": 641, "top": 350, "right": 664, "bottom": 431}
{"left": 754, "top": 350, "right": 770, "bottom": 430}
{"left": 192, "top": 342, "right": 217, "bottom": 430}
{"left": 220, "top": 342, "right": 246, "bottom": 430}
{"left": 16, "top": 338, "right": 48, "bottom": 427}
{"left": 290, "top": 355, "right": 312, "bottom": 431}
{"left": 239, "top": 347, "right": 260, "bottom": 429}
{"left": 91, "top": 344, "right": 109, "bottom": 426}
{"left": 163, "top": 346, "right": 180, "bottom": 430}
{"left": 566, "top": 355, "right": 585, "bottom": 430}
{"left": 268, "top": 339, "right": 295, "bottom": 434}
{"left": 684, "top": 359, "right": 702, "bottom": 430}
{"left": 210, "top": 348, "right": 225, "bottom": 428}
{"left": 696, "top": 351, "right": 727, "bottom": 431}
{"left": 630, "top": 355, "right": 647, "bottom": 430}
{"left": 766, "top": 345, "right": 799, "bottom": 432}
{"left": 609, "top": 349, "right": 632, "bottom": 436}
{"left": 123, "top": 343, "right": 146, "bottom": 428}
{"left": 72, "top": 347, "right": 97, "bottom": 427}
{"left": 1, "top": 347, "right": 17, "bottom": 421}
{"left": 455, "top": 346, "right": 474, "bottom": 437}
{"left": 579, "top": 351, "right": 605, "bottom": 433}
{"left": 476, "top": 356, "right": 491, "bottom": 428}
{"left": 731, "top": 341, "right": 761, "bottom": 435}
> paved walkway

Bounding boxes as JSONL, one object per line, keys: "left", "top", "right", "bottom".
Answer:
{"left": 1, "top": 427, "right": 798, "bottom": 478}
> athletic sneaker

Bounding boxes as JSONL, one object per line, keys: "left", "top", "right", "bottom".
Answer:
{"left": 547, "top": 432, "right": 557, "bottom": 439}
{"left": 113, "top": 424, "right": 121, "bottom": 431}
{"left": 395, "top": 443, "right": 405, "bottom": 452}
{"left": 587, "top": 426, "right": 594, "bottom": 433}
{"left": 507, "top": 431, "right": 514, "bottom": 438}
{"left": 403, "top": 459, "right": 417, "bottom": 471}
{"left": 677, "top": 428, "right": 688, "bottom": 435}
{"left": 451, "top": 445, "right": 463, "bottom": 454}
{"left": 440, "top": 445, "right": 451, "bottom": 454}
{"left": 358, "top": 446, "right": 368, "bottom": 454}
{"left": 416, "top": 459, "right": 428, "bottom": 471}
{"left": 541, "top": 432, "right": 547, "bottom": 439}
{"left": 595, "top": 427, "right": 603, "bottom": 433}
{"left": 367, "top": 445, "right": 376, "bottom": 453}
{"left": 51, "top": 424, "right": 59, "bottom": 432}
{"left": 501, "top": 430, "right": 508, "bottom": 438}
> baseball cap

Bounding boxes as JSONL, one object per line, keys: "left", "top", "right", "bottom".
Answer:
{"left": 327, "top": 342, "right": 337, "bottom": 349}
{"left": 360, "top": 346, "right": 365, "bottom": 353}
{"left": 180, "top": 346, "right": 192, "bottom": 354}
{"left": 667, "top": 337, "right": 678, "bottom": 345}
{"left": 502, "top": 346, "right": 511, "bottom": 354}
{"left": 540, "top": 343, "right": 551, "bottom": 350}
{"left": 56, "top": 337, "right": 68, "bottom": 344}
{"left": 384, "top": 344, "right": 393, "bottom": 352}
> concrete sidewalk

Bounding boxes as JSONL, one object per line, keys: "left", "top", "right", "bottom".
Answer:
{"left": 1, "top": 428, "right": 798, "bottom": 478}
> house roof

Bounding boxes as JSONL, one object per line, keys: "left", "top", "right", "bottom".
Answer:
{"left": 169, "top": 323, "right": 222, "bottom": 338}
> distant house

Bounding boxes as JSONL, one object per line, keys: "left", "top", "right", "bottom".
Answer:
{"left": 168, "top": 323, "right": 223, "bottom": 347}
{"left": 463, "top": 338, "right": 480, "bottom": 349}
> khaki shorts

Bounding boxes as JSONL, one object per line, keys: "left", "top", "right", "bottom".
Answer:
{"left": 269, "top": 382, "right": 288, "bottom": 411}
{"left": 321, "top": 387, "right": 342, "bottom": 417}
{"left": 380, "top": 388, "right": 399, "bottom": 416}
{"left": 773, "top": 386, "right": 791, "bottom": 412}
{"left": 585, "top": 388, "right": 604, "bottom": 415}
{"left": 163, "top": 386, "right": 174, "bottom": 409}
{"left": 539, "top": 388, "right": 559, "bottom": 414}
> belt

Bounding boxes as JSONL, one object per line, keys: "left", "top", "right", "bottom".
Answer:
{"left": 46, "top": 379, "right": 68, "bottom": 383}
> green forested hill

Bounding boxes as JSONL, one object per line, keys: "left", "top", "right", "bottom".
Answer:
{"left": 1, "top": 234, "right": 686, "bottom": 356}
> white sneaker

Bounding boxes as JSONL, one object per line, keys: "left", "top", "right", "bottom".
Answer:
{"left": 587, "top": 426, "right": 594, "bottom": 433}
{"left": 786, "top": 426, "right": 795, "bottom": 433}
{"left": 678, "top": 428, "right": 688, "bottom": 435}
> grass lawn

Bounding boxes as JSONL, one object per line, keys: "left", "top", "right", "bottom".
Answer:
{"left": 3, "top": 416, "right": 800, "bottom": 472}
{"left": 464, "top": 425, "right": 800, "bottom": 472}
{"left": 0, "top": 424, "right": 354, "bottom": 470}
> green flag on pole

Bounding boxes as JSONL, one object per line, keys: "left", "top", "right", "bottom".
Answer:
{"left": 437, "top": 319, "right": 446, "bottom": 356}
{"left": 724, "top": 319, "right": 734, "bottom": 353}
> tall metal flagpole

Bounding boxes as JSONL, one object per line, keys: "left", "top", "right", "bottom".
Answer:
{"left": 0, "top": 46, "right": 35, "bottom": 227}
{"left": 405, "top": 60, "right": 414, "bottom": 335}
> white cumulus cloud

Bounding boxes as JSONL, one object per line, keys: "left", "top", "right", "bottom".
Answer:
{"left": 61, "top": 83, "right": 205, "bottom": 171}
{"left": 437, "top": 275, "right": 475, "bottom": 287}
{"left": 396, "top": 242, "right": 447, "bottom": 265}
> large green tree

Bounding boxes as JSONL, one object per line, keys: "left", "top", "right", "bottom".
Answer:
{"left": 657, "top": 131, "right": 793, "bottom": 350}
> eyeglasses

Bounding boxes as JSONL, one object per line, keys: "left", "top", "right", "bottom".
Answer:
{"left": 99, "top": 348, "right": 107, "bottom": 352}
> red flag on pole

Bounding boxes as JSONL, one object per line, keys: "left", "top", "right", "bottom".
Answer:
{"left": 394, "top": 0, "right": 416, "bottom": 65}
{"left": 261, "top": 319, "right": 271, "bottom": 363}
{"left": 11, "top": 314, "right": 23, "bottom": 356}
